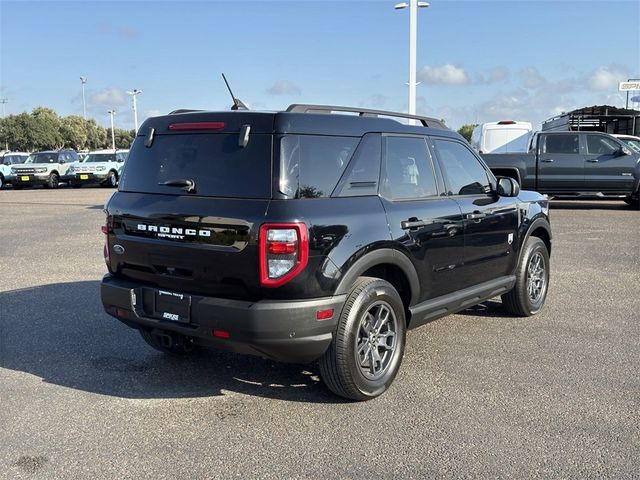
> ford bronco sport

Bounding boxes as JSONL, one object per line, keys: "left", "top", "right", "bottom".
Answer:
{"left": 11, "top": 149, "right": 78, "bottom": 189}
{"left": 100, "top": 105, "right": 552, "bottom": 401}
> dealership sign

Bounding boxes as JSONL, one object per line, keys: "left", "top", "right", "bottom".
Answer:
{"left": 619, "top": 81, "right": 640, "bottom": 91}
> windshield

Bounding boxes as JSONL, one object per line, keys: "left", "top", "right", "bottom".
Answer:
{"left": 85, "top": 153, "right": 116, "bottom": 163}
{"left": 4, "top": 155, "right": 28, "bottom": 165}
{"left": 620, "top": 138, "right": 640, "bottom": 153}
{"left": 119, "top": 133, "right": 272, "bottom": 198}
{"left": 25, "top": 152, "right": 58, "bottom": 164}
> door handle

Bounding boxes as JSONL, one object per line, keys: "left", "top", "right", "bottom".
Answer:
{"left": 541, "top": 159, "right": 554, "bottom": 163}
{"left": 401, "top": 219, "right": 433, "bottom": 230}
{"left": 586, "top": 159, "right": 599, "bottom": 163}
{"left": 466, "top": 212, "right": 487, "bottom": 220}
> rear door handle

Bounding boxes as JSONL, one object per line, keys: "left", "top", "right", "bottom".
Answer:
{"left": 586, "top": 159, "right": 599, "bottom": 163}
{"left": 541, "top": 159, "right": 554, "bottom": 163}
{"left": 466, "top": 212, "right": 487, "bottom": 220}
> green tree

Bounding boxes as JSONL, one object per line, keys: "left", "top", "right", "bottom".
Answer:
{"left": 0, "top": 113, "right": 33, "bottom": 151}
{"left": 457, "top": 124, "right": 478, "bottom": 142}
{"left": 60, "top": 115, "right": 88, "bottom": 149}
{"left": 85, "top": 119, "right": 108, "bottom": 150}
{"left": 29, "top": 107, "right": 63, "bottom": 150}
{"left": 113, "top": 128, "right": 136, "bottom": 149}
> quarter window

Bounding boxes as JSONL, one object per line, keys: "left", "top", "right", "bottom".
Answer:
{"left": 586, "top": 135, "right": 619, "bottom": 155}
{"left": 432, "top": 139, "right": 491, "bottom": 196}
{"left": 279, "top": 135, "right": 358, "bottom": 198}
{"left": 381, "top": 136, "right": 437, "bottom": 200}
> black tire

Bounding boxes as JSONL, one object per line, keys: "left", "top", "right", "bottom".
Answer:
{"left": 139, "top": 329, "right": 199, "bottom": 356}
{"left": 46, "top": 172, "right": 60, "bottom": 189}
{"left": 103, "top": 171, "right": 118, "bottom": 188}
{"left": 0, "top": 175, "right": 4, "bottom": 190}
{"left": 502, "top": 237, "right": 550, "bottom": 317}
{"left": 319, "top": 277, "right": 406, "bottom": 401}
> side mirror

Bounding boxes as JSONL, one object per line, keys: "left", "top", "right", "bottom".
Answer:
{"left": 497, "top": 176, "right": 520, "bottom": 197}
{"left": 617, "top": 146, "right": 632, "bottom": 157}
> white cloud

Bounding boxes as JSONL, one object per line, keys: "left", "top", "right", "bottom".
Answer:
{"left": 521, "top": 67, "right": 547, "bottom": 89}
{"left": 90, "top": 88, "right": 127, "bottom": 107}
{"left": 266, "top": 80, "right": 301, "bottom": 96}
{"left": 417, "top": 64, "right": 469, "bottom": 86}
{"left": 475, "top": 66, "right": 509, "bottom": 85}
{"left": 587, "top": 65, "right": 629, "bottom": 91}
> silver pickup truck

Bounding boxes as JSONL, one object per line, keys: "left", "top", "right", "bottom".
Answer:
{"left": 66, "top": 149, "right": 129, "bottom": 188}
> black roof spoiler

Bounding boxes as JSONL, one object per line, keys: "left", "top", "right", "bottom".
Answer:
{"left": 286, "top": 104, "right": 448, "bottom": 130}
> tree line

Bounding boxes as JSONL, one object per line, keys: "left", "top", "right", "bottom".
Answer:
{"left": 0, "top": 107, "right": 136, "bottom": 152}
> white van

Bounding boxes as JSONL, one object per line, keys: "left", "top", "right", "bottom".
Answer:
{"left": 470, "top": 120, "right": 533, "bottom": 154}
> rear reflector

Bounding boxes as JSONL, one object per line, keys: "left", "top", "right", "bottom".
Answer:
{"left": 116, "top": 308, "right": 131, "bottom": 319}
{"left": 101, "top": 225, "right": 108, "bottom": 234}
{"left": 168, "top": 122, "right": 225, "bottom": 131}
{"left": 316, "top": 308, "right": 334, "bottom": 321}
{"left": 213, "top": 329, "right": 231, "bottom": 339}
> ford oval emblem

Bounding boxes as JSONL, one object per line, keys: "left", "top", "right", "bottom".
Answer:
{"left": 113, "top": 244, "right": 125, "bottom": 255}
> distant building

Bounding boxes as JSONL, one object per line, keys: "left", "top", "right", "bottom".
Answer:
{"left": 542, "top": 105, "right": 639, "bottom": 136}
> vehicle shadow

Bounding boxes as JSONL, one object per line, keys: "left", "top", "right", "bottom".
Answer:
{"left": 0, "top": 281, "right": 344, "bottom": 404}
{"left": 459, "top": 300, "right": 508, "bottom": 318}
{"left": 550, "top": 199, "right": 632, "bottom": 211}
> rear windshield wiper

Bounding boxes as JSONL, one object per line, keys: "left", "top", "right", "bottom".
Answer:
{"left": 159, "top": 178, "right": 196, "bottom": 193}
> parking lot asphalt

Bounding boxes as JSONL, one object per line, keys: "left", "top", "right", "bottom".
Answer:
{"left": 0, "top": 187, "right": 638, "bottom": 479}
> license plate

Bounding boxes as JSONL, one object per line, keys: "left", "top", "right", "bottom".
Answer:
{"left": 79, "top": 174, "right": 89, "bottom": 180}
{"left": 21, "top": 176, "right": 30, "bottom": 181}
{"left": 154, "top": 290, "right": 191, "bottom": 323}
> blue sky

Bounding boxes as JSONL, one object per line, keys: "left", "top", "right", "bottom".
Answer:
{"left": 1, "top": 0, "right": 639, "bottom": 130}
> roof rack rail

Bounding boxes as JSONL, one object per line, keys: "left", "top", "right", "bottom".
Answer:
{"left": 286, "top": 104, "right": 448, "bottom": 129}
{"left": 168, "top": 109, "right": 204, "bottom": 115}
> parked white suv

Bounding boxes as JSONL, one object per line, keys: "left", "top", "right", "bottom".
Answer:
{"left": 11, "top": 150, "right": 78, "bottom": 189}
{"left": 67, "top": 149, "right": 129, "bottom": 188}
{"left": 0, "top": 152, "right": 30, "bottom": 188}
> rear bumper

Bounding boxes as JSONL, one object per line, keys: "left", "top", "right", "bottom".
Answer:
{"left": 100, "top": 274, "right": 344, "bottom": 364}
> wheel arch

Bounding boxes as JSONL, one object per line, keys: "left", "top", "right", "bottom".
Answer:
{"left": 521, "top": 217, "right": 552, "bottom": 260}
{"left": 334, "top": 248, "right": 420, "bottom": 310}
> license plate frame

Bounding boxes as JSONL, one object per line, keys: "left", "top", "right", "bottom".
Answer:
{"left": 79, "top": 174, "right": 89, "bottom": 180}
{"left": 153, "top": 289, "right": 191, "bottom": 323}
{"left": 20, "top": 176, "right": 30, "bottom": 181}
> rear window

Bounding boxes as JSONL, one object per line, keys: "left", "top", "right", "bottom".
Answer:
{"left": 119, "top": 133, "right": 272, "bottom": 198}
{"left": 279, "top": 135, "right": 359, "bottom": 198}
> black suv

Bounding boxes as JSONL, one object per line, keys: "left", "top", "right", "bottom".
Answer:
{"left": 100, "top": 105, "right": 552, "bottom": 400}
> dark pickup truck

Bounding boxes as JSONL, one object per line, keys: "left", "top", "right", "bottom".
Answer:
{"left": 482, "top": 131, "right": 640, "bottom": 207}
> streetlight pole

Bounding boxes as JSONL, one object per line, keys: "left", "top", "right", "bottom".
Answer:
{"left": 80, "top": 76, "right": 87, "bottom": 120}
{"left": 0, "top": 97, "right": 8, "bottom": 150}
{"left": 107, "top": 110, "right": 116, "bottom": 150}
{"left": 126, "top": 89, "right": 142, "bottom": 133}
{"left": 394, "top": 1, "right": 429, "bottom": 124}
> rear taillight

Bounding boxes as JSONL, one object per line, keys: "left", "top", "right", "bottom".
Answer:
{"left": 259, "top": 223, "right": 308, "bottom": 287}
{"left": 102, "top": 216, "right": 111, "bottom": 266}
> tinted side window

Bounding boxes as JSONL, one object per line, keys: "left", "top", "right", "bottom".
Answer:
{"left": 279, "top": 135, "right": 358, "bottom": 198}
{"left": 432, "top": 139, "right": 491, "bottom": 196}
{"left": 586, "top": 135, "right": 619, "bottom": 155}
{"left": 382, "top": 136, "right": 437, "bottom": 200}
{"left": 543, "top": 134, "right": 579, "bottom": 154}
{"left": 335, "top": 134, "right": 381, "bottom": 197}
